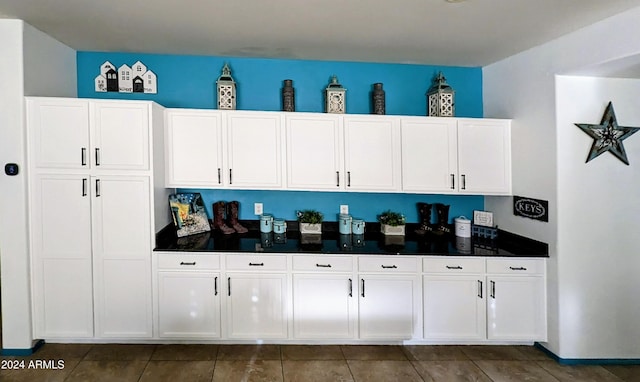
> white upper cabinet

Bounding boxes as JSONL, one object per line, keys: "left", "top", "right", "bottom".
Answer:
{"left": 91, "top": 101, "right": 150, "bottom": 171}
{"left": 28, "top": 98, "right": 90, "bottom": 170}
{"left": 165, "top": 109, "right": 224, "bottom": 187}
{"left": 401, "top": 117, "right": 458, "bottom": 193}
{"left": 400, "top": 117, "right": 512, "bottom": 195}
{"left": 286, "top": 113, "right": 344, "bottom": 190}
{"left": 226, "top": 111, "right": 284, "bottom": 189}
{"left": 27, "top": 98, "right": 151, "bottom": 171}
{"left": 343, "top": 115, "right": 402, "bottom": 192}
{"left": 457, "top": 119, "right": 512, "bottom": 195}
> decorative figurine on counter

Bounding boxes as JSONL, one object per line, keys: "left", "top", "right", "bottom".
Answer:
{"left": 216, "top": 63, "right": 237, "bottom": 110}
{"left": 325, "top": 75, "right": 346, "bottom": 114}
{"left": 212, "top": 200, "right": 248, "bottom": 235}
{"left": 434, "top": 203, "right": 452, "bottom": 235}
{"left": 426, "top": 71, "right": 455, "bottom": 117}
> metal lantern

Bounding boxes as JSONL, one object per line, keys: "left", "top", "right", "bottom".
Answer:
{"left": 216, "top": 63, "right": 236, "bottom": 110}
{"left": 426, "top": 72, "right": 455, "bottom": 117}
{"left": 325, "top": 75, "right": 346, "bottom": 114}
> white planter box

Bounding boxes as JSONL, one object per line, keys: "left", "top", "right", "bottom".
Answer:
{"left": 300, "top": 223, "right": 322, "bottom": 234}
{"left": 381, "top": 224, "right": 405, "bottom": 236}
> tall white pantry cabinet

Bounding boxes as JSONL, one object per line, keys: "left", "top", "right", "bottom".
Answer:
{"left": 27, "top": 97, "right": 171, "bottom": 339}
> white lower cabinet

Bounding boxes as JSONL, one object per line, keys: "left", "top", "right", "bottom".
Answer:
{"left": 486, "top": 259, "right": 547, "bottom": 341}
{"left": 158, "top": 271, "right": 221, "bottom": 338}
{"left": 225, "top": 273, "right": 288, "bottom": 339}
{"left": 292, "top": 255, "right": 356, "bottom": 339}
{"left": 358, "top": 257, "right": 420, "bottom": 340}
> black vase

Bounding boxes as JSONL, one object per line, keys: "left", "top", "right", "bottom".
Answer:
{"left": 371, "top": 83, "right": 385, "bottom": 115}
{"left": 282, "top": 79, "right": 295, "bottom": 112}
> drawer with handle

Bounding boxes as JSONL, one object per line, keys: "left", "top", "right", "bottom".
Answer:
{"left": 226, "top": 254, "right": 287, "bottom": 271}
{"left": 486, "top": 258, "right": 545, "bottom": 275}
{"left": 358, "top": 256, "right": 418, "bottom": 273}
{"left": 157, "top": 253, "right": 221, "bottom": 270}
{"left": 423, "top": 257, "right": 485, "bottom": 274}
{"left": 293, "top": 255, "right": 353, "bottom": 272}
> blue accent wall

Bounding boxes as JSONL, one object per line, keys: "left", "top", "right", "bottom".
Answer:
{"left": 77, "top": 52, "right": 485, "bottom": 223}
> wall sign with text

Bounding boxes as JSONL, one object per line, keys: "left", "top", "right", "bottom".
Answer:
{"left": 513, "top": 196, "right": 549, "bottom": 222}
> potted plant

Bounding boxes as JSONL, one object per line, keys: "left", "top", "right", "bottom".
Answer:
{"left": 297, "top": 210, "right": 323, "bottom": 234}
{"left": 378, "top": 210, "right": 406, "bottom": 236}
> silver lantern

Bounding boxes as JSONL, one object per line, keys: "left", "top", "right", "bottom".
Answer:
{"left": 426, "top": 72, "right": 455, "bottom": 117}
{"left": 325, "top": 75, "right": 346, "bottom": 114}
{"left": 216, "top": 63, "right": 236, "bottom": 110}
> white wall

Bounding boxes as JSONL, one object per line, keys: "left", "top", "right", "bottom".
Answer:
{"left": 556, "top": 75, "right": 640, "bottom": 358}
{"left": 0, "top": 20, "right": 76, "bottom": 351}
{"left": 484, "top": 6, "right": 640, "bottom": 359}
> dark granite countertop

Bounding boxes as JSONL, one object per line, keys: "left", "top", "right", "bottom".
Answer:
{"left": 155, "top": 221, "right": 548, "bottom": 258}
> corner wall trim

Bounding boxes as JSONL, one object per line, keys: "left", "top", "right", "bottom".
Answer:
{"left": 535, "top": 343, "right": 640, "bottom": 365}
{"left": 1, "top": 339, "right": 45, "bottom": 356}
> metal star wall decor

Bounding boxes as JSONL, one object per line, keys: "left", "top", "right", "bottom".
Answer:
{"left": 575, "top": 102, "right": 640, "bottom": 165}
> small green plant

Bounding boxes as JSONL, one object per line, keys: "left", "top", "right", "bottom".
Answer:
{"left": 297, "top": 210, "right": 324, "bottom": 224}
{"left": 377, "top": 210, "right": 406, "bottom": 226}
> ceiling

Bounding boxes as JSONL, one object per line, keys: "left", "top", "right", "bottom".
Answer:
{"left": 1, "top": 0, "right": 640, "bottom": 68}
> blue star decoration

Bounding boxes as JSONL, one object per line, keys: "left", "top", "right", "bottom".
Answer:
{"left": 575, "top": 102, "right": 640, "bottom": 165}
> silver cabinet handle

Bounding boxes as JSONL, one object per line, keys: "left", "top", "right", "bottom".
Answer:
{"left": 81, "top": 148, "right": 87, "bottom": 166}
{"left": 95, "top": 148, "right": 100, "bottom": 166}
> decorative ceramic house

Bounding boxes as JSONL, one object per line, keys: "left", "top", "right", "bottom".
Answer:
{"left": 216, "top": 63, "right": 237, "bottom": 110}
{"left": 325, "top": 75, "right": 346, "bottom": 114}
{"left": 426, "top": 72, "right": 455, "bottom": 117}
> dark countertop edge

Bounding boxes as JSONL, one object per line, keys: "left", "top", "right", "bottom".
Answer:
{"left": 155, "top": 220, "right": 549, "bottom": 258}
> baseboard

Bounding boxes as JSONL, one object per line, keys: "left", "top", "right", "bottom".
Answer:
{"left": 0, "top": 339, "right": 45, "bottom": 356}
{"left": 535, "top": 342, "right": 640, "bottom": 365}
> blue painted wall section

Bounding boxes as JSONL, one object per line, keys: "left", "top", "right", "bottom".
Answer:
{"left": 77, "top": 51, "right": 485, "bottom": 223}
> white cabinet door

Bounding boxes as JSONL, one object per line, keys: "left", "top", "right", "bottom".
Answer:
{"left": 31, "top": 174, "right": 94, "bottom": 338}
{"left": 226, "top": 112, "right": 284, "bottom": 189}
{"left": 423, "top": 275, "right": 486, "bottom": 340}
{"left": 344, "top": 115, "right": 401, "bottom": 191}
{"left": 27, "top": 98, "right": 90, "bottom": 170}
{"left": 158, "top": 272, "right": 221, "bottom": 338}
{"left": 358, "top": 275, "right": 419, "bottom": 339}
{"left": 487, "top": 276, "right": 546, "bottom": 341}
{"left": 457, "top": 119, "right": 512, "bottom": 195}
{"left": 91, "top": 101, "right": 150, "bottom": 171}
{"left": 92, "top": 175, "right": 152, "bottom": 338}
{"left": 401, "top": 117, "right": 458, "bottom": 193}
{"left": 165, "top": 109, "right": 224, "bottom": 187}
{"left": 286, "top": 113, "right": 344, "bottom": 190}
{"left": 292, "top": 274, "right": 355, "bottom": 339}
{"left": 226, "top": 273, "right": 288, "bottom": 338}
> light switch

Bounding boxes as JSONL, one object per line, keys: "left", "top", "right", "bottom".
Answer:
{"left": 340, "top": 204, "right": 349, "bottom": 214}
{"left": 254, "top": 203, "right": 263, "bottom": 215}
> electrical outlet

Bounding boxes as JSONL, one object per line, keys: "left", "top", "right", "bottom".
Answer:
{"left": 340, "top": 204, "right": 349, "bottom": 214}
{"left": 254, "top": 203, "right": 263, "bottom": 215}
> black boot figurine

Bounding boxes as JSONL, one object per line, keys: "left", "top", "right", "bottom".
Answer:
{"left": 434, "top": 203, "right": 451, "bottom": 236}
{"left": 414, "top": 202, "right": 433, "bottom": 235}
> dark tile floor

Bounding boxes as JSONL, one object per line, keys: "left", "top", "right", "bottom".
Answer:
{"left": 1, "top": 343, "right": 639, "bottom": 382}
